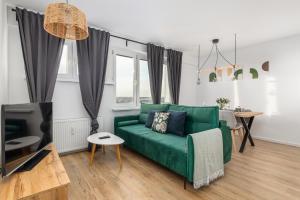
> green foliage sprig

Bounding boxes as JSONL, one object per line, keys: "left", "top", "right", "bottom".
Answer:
{"left": 216, "top": 97, "right": 230, "bottom": 105}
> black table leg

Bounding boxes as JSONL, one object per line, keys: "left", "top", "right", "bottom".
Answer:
{"left": 239, "top": 116, "right": 255, "bottom": 153}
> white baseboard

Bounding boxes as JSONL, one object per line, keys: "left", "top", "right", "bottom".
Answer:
{"left": 252, "top": 136, "right": 300, "bottom": 148}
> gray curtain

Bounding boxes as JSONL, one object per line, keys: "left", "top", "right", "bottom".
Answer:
{"left": 147, "top": 44, "right": 165, "bottom": 104}
{"left": 16, "top": 7, "right": 65, "bottom": 103}
{"left": 76, "top": 28, "right": 110, "bottom": 150}
{"left": 167, "top": 49, "right": 182, "bottom": 104}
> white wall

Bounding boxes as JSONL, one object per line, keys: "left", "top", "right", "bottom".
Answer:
{"left": 0, "top": 2, "right": 6, "bottom": 104}
{"left": 0, "top": 0, "right": 8, "bottom": 166}
{"left": 197, "top": 35, "right": 300, "bottom": 147}
{"left": 5, "top": 7, "right": 198, "bottom": 134}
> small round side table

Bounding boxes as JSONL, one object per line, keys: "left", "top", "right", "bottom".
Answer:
{"left": 87, "top": 132, "right": 124, "bottom": 168}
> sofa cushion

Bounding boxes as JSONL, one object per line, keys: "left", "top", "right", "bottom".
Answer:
{"left": 139, "top": 103, "right": 170, "bottom": 123}
{"left": 168, "top": 105, "right": 219, "bottom": 134}
{"left": 167, "top": 111, "right": 187, "bottom": 136}
{"left": 116, "top": 124, "right": 187, "bottom": 177}
{"left": 145, "top": 110, "right": 156, "bottom": 128}
{"left": 152, "top": 112, "right": 170, "bottom": 133}
{"left": 117, "top": 120, "right": 139, "bottom": 127}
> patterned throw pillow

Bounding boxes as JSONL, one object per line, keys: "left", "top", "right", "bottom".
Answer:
{"left": 152, "top": 112, "right": 170, "bottom": 133}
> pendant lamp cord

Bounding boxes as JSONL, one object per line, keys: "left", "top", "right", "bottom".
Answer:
{"left": 216, "top": 46, "right": 233, "bottom": 66}
{"left": 234, "top": 33, "right": 237, "bottom": 71}
{"left": 199, "top": 43, "right": 215, "bottom": 70}
{"left": 199, "top": 34, "right": 237, "bottom": 73}
{"left": 214, "top": 45, "right": 219, "bottom": 72}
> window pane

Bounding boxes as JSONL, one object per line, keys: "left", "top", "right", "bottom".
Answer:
{"left": 58, "top": 45, "right": 68, "bottom": 74}
{"left": 139, "top": 60, "right": 152, "bottom": 104}
{"left": 161, "top": 64, "right": 171, "bottom": 103}
{"left": 116, "top": 55, "right": 134, "bottom": 104}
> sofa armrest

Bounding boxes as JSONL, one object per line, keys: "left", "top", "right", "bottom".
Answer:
{"left": 186, "top": 121, "right": 232, "bottom": 183}
{"left": 114, "top": 115, "right": 140, "bottom": 133}
{"left": 219, "top": 120, "right": 232, "bottom": 164}
{"left": 186, "top": 135, "right": 194, "bottom": 183}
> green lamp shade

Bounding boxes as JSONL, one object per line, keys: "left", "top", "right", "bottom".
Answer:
{"left": 209, "top": 72, "right": 217, "bottom": 82}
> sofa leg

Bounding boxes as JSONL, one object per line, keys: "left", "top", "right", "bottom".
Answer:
{"left": 184, "top": 178, "right": 187, "bottom": 190}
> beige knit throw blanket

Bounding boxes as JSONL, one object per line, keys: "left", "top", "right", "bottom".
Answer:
{"left": 190, "top": 128, "right": 224, "bottom": 189}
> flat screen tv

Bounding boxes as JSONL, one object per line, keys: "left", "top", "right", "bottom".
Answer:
{"left": 1, "top": 102, "right": 52, "bottom": 177}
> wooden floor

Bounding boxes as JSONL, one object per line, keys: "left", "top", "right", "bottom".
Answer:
{"left": 61, "top": 139, "right": 300, "bottom": 200}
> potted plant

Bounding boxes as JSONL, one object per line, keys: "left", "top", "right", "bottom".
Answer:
{"left": 216, "top": 97, "right": 230, "bottom": 110}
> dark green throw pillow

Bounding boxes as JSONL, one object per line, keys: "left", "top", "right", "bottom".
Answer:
{"left": 152, "top": 112, "right": 170, "bottom": 133}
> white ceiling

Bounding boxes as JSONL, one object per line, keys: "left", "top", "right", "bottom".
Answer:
{"left": 6, "top": 0, "right": 300, "bottom": 56}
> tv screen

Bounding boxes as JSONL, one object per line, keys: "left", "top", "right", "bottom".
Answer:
{"left": 1, "top": 102, "right": 52, "bottom": 177}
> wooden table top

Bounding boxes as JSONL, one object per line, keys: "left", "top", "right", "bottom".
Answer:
{"left": 0, "top": 143, "right": 70, "bottom": 200}
{"left": 234, "top": 112, "right": 263, "bottom": 118}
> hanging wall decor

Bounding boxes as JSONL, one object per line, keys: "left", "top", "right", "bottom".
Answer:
{"left": 216, "top": 68, "right": 223, "bottom": 80}
{"left": 227, "top": 66, "right": 234, "bottom": 77}
{"left": 250, "top": 68, "right": 259, "bottom": 79}
{"left": 262, "top": 61, "right": 269, "bottom": 71}
{"left": 234, "top": 69, "right": 243, "bottom": 80}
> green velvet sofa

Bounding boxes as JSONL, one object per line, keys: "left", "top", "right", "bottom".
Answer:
{"left": 114, "top": 104, "right": 232, "bottom": 184}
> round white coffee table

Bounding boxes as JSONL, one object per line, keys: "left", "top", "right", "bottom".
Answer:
{"left": 87, "top": 132, "right": 124, "bottom": 167}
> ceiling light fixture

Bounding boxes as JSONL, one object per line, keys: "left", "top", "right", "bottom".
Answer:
{"left": 197, "top": 34, "right": 238, "bottom": 84}
{"left": 44, "top": 0, "right": 88, "bottom": 40}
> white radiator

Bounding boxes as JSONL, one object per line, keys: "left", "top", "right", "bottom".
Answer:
{"left": 53, "top": 117, "right": 103, "bottom": 153}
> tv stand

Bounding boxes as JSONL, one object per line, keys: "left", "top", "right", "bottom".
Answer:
{"left": 17, "top": 149, "right": 51, "bottom": 172}
{"left": 0, "top": 144, "right": 70, "bottom": 200}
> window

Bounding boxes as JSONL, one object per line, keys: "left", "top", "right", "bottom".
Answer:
{"left": 139, "top": 60, "right": 152, "bottom": 104}
{"left": 57, "top": 41, "right": 78, "bottom": 81}
{"left": 161, "top": 64, "right": 171, "bottom": 103}
{"left": 114, "top": 49, "right": 171, "bottom": 107}
{"left": 58, "top": 45, "right": 68, "bottom": 74}
{"left": 115, "top": 55, "right": 135, "bottom": 104}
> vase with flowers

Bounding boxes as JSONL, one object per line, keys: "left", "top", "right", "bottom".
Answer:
{"left": 216, "top": 97, "right": 230, "bottom": 110}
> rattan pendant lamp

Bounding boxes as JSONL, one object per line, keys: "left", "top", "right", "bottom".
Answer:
{"left": 44, "top": 0, "right": 89, "bottom": 40}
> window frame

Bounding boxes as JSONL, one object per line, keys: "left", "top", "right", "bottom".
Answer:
{"left": 113, "top": 48, "right": 170, "bottom": 108}
{"left": 57, "top": 40, "right": 78, "bottom": 82}
{"left": 137, "top": 58, "right": 152, "bottom": 104}
{"left": 161, "top": 63, "right": 170, "bottom": 103}
{"left": 113, "top": 49, "right": 139, "bottom": 107}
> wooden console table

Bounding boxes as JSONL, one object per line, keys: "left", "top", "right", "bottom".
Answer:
{"left": 0, "top": 144, "right": 70, "bottom": 200}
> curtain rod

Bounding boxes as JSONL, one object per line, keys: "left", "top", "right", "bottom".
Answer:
{"left": 11, "top": 8, "right": 148, "bottom": 47}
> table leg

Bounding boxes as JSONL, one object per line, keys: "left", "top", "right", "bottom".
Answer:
{"left": 90, "top": 144, "right": 97, "bottom": 165}
{"left": 116, "top": 145, "right": 122, "bottom": 168}
{"left": 247, "top": 117, "right": 255, "bottom": 146}
{"left": 102, "top": 145, "right": 106, "bottom": 154}
{"left": 231, "top": 130, "right": 237, "bottom": 153}
{"left": 239, "top": 116, "right": 255, "bottom": 153}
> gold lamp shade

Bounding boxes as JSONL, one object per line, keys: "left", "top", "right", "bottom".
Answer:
{"left": 44, "top": 3, "right": 88, "bottom": 40}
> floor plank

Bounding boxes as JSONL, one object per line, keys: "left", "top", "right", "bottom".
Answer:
{"left": 61, "top": 139, "right": 300, "bottom": 200}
